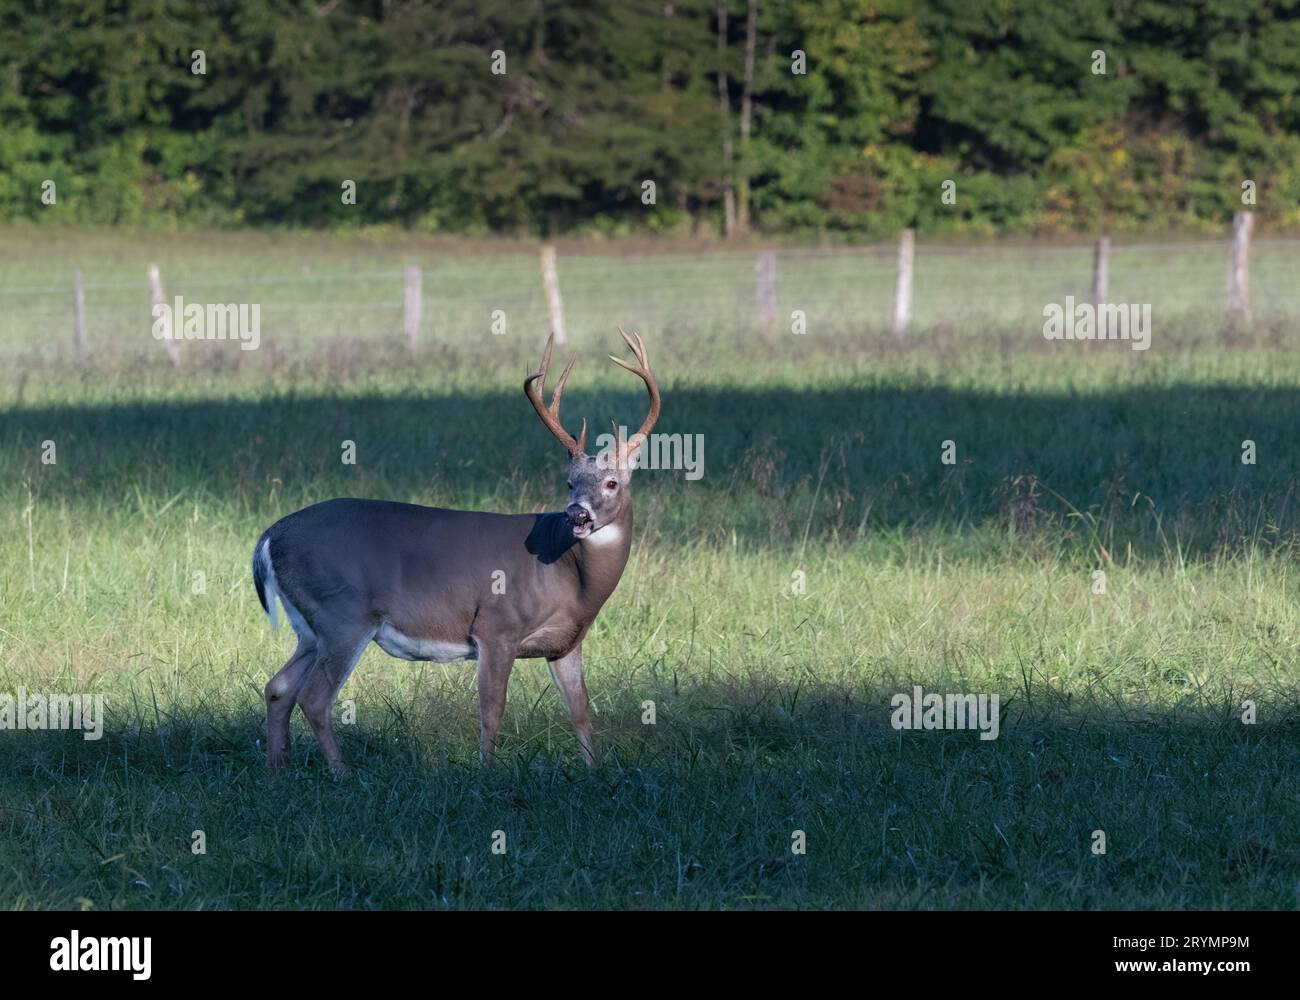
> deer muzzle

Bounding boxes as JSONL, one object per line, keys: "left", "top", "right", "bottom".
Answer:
{"left": 566, "top": 502, "right": 594, "bottom": 537}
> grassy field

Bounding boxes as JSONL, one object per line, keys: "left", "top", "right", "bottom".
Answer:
{"left": 2, "top": 228, "right": 1300, "bottom": 909}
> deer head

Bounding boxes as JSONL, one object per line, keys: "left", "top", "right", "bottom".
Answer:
{"left": 525, "top": 328, "right": 660, "bottom": 540}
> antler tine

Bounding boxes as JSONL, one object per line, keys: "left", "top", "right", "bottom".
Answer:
{"left": 607, "top": 327, "right": 660, "bottom": 454}
{"left": 538, "top": 331, "right": 554, "bottom": 382}
{"left": 550, "top": 355, "right": 576, "bottom": 416}
{"left": 607, "top": 333, "right": 647, "bottom": 377}
{"left": 612, "top": 326, "right": 650, "bottom": 372}
{"left": 631, "top": 329, "right": 649, "bottom": 368}
{"left": 524, "top": 332, "right": 586, "bottom": 455}
{"left": 549, "top": 355, "right": 586, "bottom": 452}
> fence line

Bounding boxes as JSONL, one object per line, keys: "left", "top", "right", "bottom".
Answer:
{"left": 4, "top": 236, "right": 1289, "bottom": 298}
{"left": 7, "top": 235, "right": 1291, "bottom": 299}
{"left": 6, "top": 213, "right": 1295, "bottom": 362}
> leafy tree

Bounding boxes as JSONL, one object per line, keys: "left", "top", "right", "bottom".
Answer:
{"left": 2, "top": 0, "right": 1299, "bottom": 234}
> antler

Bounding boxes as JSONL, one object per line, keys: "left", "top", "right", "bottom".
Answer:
{"left": 608, "top": 327, "right": 660, "bottom": 462}
{"left": 524, "top": 332, "right": 587, "bottom": 455}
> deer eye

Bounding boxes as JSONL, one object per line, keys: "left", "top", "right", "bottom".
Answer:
{"left": 566, "top": 481, "right": 573, "bottom": 489}
{"left": 605, "top": 479, "right": 618, "bottom": 491}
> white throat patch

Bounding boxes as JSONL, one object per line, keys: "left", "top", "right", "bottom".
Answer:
{"left": 583, "top": 523, "right": 624, "bottom": 547}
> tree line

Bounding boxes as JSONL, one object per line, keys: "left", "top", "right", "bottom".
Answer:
{"left": 2, "top": 0, "right": 1298, "bottom": 236}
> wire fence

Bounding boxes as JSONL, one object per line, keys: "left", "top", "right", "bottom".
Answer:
{"left": 2, "top": 224, "right": 1297, "bottom": 365}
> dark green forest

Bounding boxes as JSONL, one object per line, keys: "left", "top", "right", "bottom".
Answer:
{"left": 3, "top": 0, "right": 1299, "bottom": 236}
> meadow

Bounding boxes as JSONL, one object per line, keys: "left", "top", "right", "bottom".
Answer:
{"left": 2, "top": 227, "right": 1299, "bottom": 909}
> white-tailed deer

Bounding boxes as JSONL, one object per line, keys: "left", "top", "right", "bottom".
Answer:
{"left": 252, "top": 330, "right": 659, "bottom": 769}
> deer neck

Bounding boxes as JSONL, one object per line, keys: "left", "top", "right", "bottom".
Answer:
{"left": 571, "top": 500, "right": 633, "bottom": 602}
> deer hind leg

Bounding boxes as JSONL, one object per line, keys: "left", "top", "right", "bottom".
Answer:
{"left": 547, "top": 646, "right": 595, "bottom": 766}
{"left": 296, "top": 626, "right": 375, "bottom": 772}
{"left": 265, "top": 636, "right": 317, "bottom": 769}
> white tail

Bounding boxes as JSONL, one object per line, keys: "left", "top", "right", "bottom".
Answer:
{"left": 253, "top": 537, "right": 281, "bottom": 631}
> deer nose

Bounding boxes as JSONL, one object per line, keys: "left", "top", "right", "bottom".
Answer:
{"left": 566, "top": 504, "right": 592, "bottom": 526}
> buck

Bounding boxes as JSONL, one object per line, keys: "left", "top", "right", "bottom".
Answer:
{"left": 252, "top": 330, "right": 659, "bottom": 769}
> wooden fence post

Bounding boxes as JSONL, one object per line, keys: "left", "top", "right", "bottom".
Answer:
{"left": 148, "top": 263, "right": 181, "bottom": 367}
{"left": 404, "top": 266, "right": 422, "bottom": 353}
{"left": 73, "top": 270, "right": 87, "bottom": 363}
{"left": 755, "top": 250, "right": 777, "bottom": 337}
{"left": 539, "top": 243, "right": 567, "bottom": 345}
{"left": 1228, "top": 211, "right": 1253, "bottom": 325}
{"left": 893, "top": 228, "right": 914, "bottom": 337}
{"left": 1092, "top": 235, "right": 1110, "bottom": 305}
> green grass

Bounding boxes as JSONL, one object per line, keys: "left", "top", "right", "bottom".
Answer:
{"left": 2, "top": 229, "right": 1300, "bottom": 909}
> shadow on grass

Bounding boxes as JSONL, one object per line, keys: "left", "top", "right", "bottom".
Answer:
{"left": 5, "top": 378, "right": 1300, "bottom": 559}
{"left": 2, "top": 674, "right": 1298, "bottom": 909}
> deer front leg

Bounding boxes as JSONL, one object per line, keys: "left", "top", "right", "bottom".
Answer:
{"left": 475, "top": 640, "right": 516, "bottom": 765}
{"left": 547, "top": 645, "right": 595, "bottom": 766}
